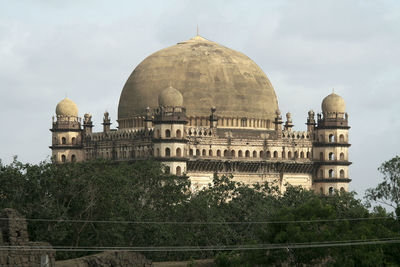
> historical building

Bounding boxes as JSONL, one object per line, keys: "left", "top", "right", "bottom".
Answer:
{"left": 50, "top": 35, "right": 351, "bottom": 195}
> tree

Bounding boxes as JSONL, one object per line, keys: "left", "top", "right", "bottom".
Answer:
{"left": 366, "top": 156, "right": 400, "bottom": 216}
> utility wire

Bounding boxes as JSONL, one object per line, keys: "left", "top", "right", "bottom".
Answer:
{"left": 1, "top": 238, "right": 399, "bottom": 252}
{"left": 0, "top": 216, "right": 397, "bottom": 225}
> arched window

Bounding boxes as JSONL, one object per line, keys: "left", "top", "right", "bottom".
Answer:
{"left": 224, "top": 150, "right": 228, "bottom": 157}
{"left": 329, "top": 187, "right": 334, "bottom": 196}
{"left": 260, "top": 151, "right": 264, "bottom": 158}
{"left": 340, "top": 169, "right": 345, "bottom": 178}
{"left": 320, "top": 187, "right": 323, "bottom": 195}
{"left": 196, "top": 149, "right": 200, "bottom": 156}
{"left": 176, "top": 166, "right": 182, "bottom": 176}
{"left": 339, "top": 134, "right": 345, "bottom": 143}
{"left": 245, "top": 150, "right": 250, "bottom": 157}
{"left": 156, "top": 129, "right": 160, "bottom": 138}
{"left": 320, "top": 152, "right": 323, "bottom": 160}
{"left": 156, "top": 148, "right": 160, "bottom": 157}
{"left": 71, "top": 154, "right": 76, "bottom": 162}
{"left": 217, "top": 150, "right": 221, "bottom": 157}
{"left": 281, "top": 151, "right": 285, "bottom": 158}
{"left": 165, "top": 129, "right": 171, "bottom": 138}
{"left": 61, "top": 154, "right": 66, "bottom": 163}
{"left": 176, "top": 129, "right": 181, "bottom": 138}
{"left": 300, "top": 151, "right": 304, "bottom": 158}
{"left": 202, "top": 149, "right": 206, "bottom": 156}
{"left": 189, "top": 149, "right": 193, "bottom": 156}
{"left": 273, "top": 151, "right": 278, "bottom": 158}
{"left": 71, "top": 137, "right": 76, "bottom": 145}
{"left": 231, "top": 150, "right": 236, "bottom": 157}
{"left": 266, "top": 151, "right": 271, "bottom": 158}
{"left": 238, "top": 150, "right": 243, "bottom": 157}
{"left": 294, "top": 151, "right": 298, "bottom": 158}
{"left": 329, "top": 152, "right": 334, "bottom": 161}
{"left": 62, "top": 137, "right": 66, "bottom": 145}
{"left": 288, "top": 151, "right": 292, "bottom": 159}
{"left": 329, "top": 134, "right": 334, "bottom": 143}
{"left": 209, "top": 149, "right": 213, "bottom": 156}
{"left": 329, "top": 169, "right": 334, "bottom": 178}
{"left": 253, "top": 151, "right": 257, "bottom": 158}
{"left": 176, "top": 148, "right": 181, "bottom": 157}
{"left": 340, "top": 153, "right": 345, "bottom": 161}
{"left": 340, "top": 187, "right": 345, "bottom": 193}
{"left": 165, "top": 166, "right": 170, "bottom": 174}
{"left": 306, "top": 151, "right": 311, "bottom": 158}
{"left": 319, "top": 169, "right": 323, "bottom": 178}
{"left": 165, "top": 147, "right": 171, "bottom": 157}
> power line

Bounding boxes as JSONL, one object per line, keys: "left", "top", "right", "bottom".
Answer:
{"left": 1, "top": 238, "right": 399, "bottom": 252}
{"left": 0, "top": 216, "right": 397, "bottom": 225}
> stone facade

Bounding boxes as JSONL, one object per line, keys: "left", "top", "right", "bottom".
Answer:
{"left": 0, "top": 208, "right": 55, "bottom": 267}
{"left": 50, "top": 36, "right": 352, "bottom": 195}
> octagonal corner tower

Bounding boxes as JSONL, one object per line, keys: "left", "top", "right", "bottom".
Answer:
{"left": 118, "top": 35, "right": 279, "bottom": 129}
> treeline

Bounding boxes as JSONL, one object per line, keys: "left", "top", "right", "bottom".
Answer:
{"left": 0, "top": 158, "right": 399, "bottom": 266}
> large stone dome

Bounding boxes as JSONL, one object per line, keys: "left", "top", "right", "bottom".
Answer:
{"left": 118, "top": 35, "right": 279, "bottom": 127}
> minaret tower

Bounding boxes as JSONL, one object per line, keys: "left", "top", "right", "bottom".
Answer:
{"left": 153, "top": 86, "right": 188, "bottom": 175}
{"left": 50, "top": 98, "right": 83, "bottom": 163}
{"left": 313, "top": 91, "right": 351, "bottom": 195}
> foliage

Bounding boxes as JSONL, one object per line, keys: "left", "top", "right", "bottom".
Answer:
{"left": 0, "top": 158, "right": 399, "bottom": 265}
{"left": 366, "top": 155, "right": 400, "bottom": 216}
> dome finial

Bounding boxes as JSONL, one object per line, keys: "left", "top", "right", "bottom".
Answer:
{"left": 332, "top": 88, "right": 335, "bottom": 94}
{"left": 197, "top": 25, "right": 199, "bottom": 36}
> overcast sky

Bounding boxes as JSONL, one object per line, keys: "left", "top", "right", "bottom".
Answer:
{"left": 0, "top": 0, "right": 399, "bottom": 198}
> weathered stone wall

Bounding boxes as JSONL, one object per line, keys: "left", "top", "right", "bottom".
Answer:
{"left": 0, "top": 208, "right": 55, "bottom": 267}
{"left": 55, "top": 251, "right": 152, "bottom": 267}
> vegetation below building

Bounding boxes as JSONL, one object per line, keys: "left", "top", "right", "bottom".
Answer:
{"left": 0, "top": 157, "right": 399, "bottom": 266}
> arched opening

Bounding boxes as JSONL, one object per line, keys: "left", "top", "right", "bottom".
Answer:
{"left": 329, "top": 152, "right": 334, "bottom": 161}
{"left": 320, "top": 187, "right": 323, "bottom": 195}
{"left": 320, "top": 135, "right": 324, "bottom": 142}
{"left": 340, "top": 169, "right": 345, "bottom": 178}
{"left": 281, "top": 151, "right": 285, "bottom": 158}
{"left": 209, "top": 150, "right": 213, "bottom": 156}
{"left": 61, "top": 154, "right": 66, "bottom": 163}
{"left": 217, "top": 150, "right": 221, "bottom": 157}
{"left": 165, "top": 129, "right": 171, "bottom": 138}
{"left": 176, "top": 148, "right": 181, "bottom": 157}
{"left": 202, "top": 149, "right": 206, "bottom": 156}
{"left": 320, "top": 152, "right": 324, "bottom": 160}
{"left": 319, "top": 169, "right": 323, "bottom": 178}
{"left": 189, "top": 149, "right": 193, "bottom": 156}
{"left": 224, "top": 150, "right": 228, "bottom": 157}
{"left": 340, "top": 187, "right": 345, "bottom": 193}
{"left": 71, "top": 154, "right": 76, "bottom": 162}
{"left": 176, "top": 129, "right": 181, "bottom": 138}
{"left": 156, "top": 148, "right": 160, "bottom": 157}
{"left": 62, "top": 137, "right": 66, "bottom": 145}
{"left": 329, "top": 187, "right": 334, "bottom": 196}
{"left": 238, "top": 150, "right": 243, "bottom": 157}
{"left": 339, "top": 134, "right": 345, "bottom": 143}
{"left": 340, "top": 153, "right": 345, "bottom": 161}
{"left": 300, "top": 151, "right": 304, "bottom": 158}
{"left": 176, "top": 166, "right": 182, "bottom": 176}
{"left": 329, "top": 134, "right": 334, "bottom": 143}
{"left": 165, "top": 166, "right": 170, "bottom": 174}
{"left": 165, "top": 147, "right": 171, "bottom": 157}
{"left": 260, "top": 151, "right": 264, "bottom": 158}
{"left": 253, "top": 151, "right": 257, "bottom": 158}
{"left": 231, "top": 150, "right": 236, "bottom": 157}
{"left": 71, "top": 137, "right": 76, "bottom": 145}
{"left": 329, "top": 169, "right": 334, "bottom": 178}
{"left": 273, "top": 151, "right": 278, "bottom": 158}
{"left": 266, "top": 151, "right": 271, "bottom": 158}
{"left": 156, "top": 129, "right": 160, "bottom": 138}
{"left": 306, "top": 151, "right": 311, "bottom": 158}
{"left": 196, "top": 149, "right": 200, "bottom": 156}
{"left": 288, "top": 151, "right": 292, "bottom": 159}
{"left": 245, "top": 150, "right": 250, "bottom": 158}
{"left": 294, "top": 151, "right": 298, "bottom": 158}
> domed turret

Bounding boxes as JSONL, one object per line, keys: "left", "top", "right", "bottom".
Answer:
{"left": 56, "top": 97, "right": 78, "bottom": 117}
{"left": 321, "top": 92, "right": 345, "bottom": 114}
{"left": 158, "top": 86, "right": 183, "bottom": 107}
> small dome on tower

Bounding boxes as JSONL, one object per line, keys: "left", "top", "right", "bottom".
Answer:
{"left": 158, "top": 86, "right": 183, "bottom": 107}
{"left": 321, "top": 92, "right": 345, "bottom": 114}
{"left": 56, "top": 97, "right": 78, "bottom": 117}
